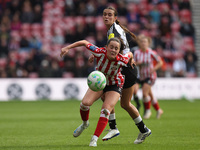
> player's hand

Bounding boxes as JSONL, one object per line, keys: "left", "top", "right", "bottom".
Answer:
{"left": 88, "top": 54, "right": 94, "bottom": 63}
{"left": 60, "top": 47, "right": 69, "bottom": 58}
{"left": 131, "top": 58, "right": 136, "bottom": 66}
{"left": 128, "top": 58, "right": 135, "bottom": 69}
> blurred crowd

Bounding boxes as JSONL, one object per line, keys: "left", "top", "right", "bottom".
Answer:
{"left": 0, "top": 0, "right": 197, "bottom": 78}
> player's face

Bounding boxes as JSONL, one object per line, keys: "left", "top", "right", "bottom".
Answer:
{"left": 103, "top": 9, "right": 117, "bottom": 28}
{"left": 106, "top": 41, "right": 120, "bottom": 60}
{"left": 139, "top": 38, "right": 149, "bottom": 50}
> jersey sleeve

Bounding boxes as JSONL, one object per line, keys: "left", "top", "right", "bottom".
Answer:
{"left": 86, "top": 43, "right": 106, "bottom": 57}
{"left": 117, "top": 53, "right": 130, "bottom": 66}
{"left": 124, "top": 53, "right": 131, "bottom": 64}
{"left": 151, "top": 50, "right": 161, "bottom": 62}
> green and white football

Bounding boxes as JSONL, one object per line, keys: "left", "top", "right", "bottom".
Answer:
{"left": 87, "top": 71, "right": 106, "bottom": 91}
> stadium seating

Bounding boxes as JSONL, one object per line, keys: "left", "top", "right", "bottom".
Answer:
{"left": 0, "top": 0, "right": 196, "bottom": 78}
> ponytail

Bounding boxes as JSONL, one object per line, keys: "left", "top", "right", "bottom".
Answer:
{"left": 115, "top": 19, "right": 137, "bottom": 41}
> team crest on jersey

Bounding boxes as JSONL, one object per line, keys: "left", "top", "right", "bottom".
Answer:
{"left": 111, "top": 66, "right": 118, "bottom": 71}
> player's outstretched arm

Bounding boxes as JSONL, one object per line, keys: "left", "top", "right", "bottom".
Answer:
{"left": 60, "top": 40, "right": 90, "bottom": 57}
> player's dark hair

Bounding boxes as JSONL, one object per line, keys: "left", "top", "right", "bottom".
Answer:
{"left": 107, "top": 37, "right": 125, "bottom": 53}
{"left": 105, "top": 6, "right": 137, "bottom": 41}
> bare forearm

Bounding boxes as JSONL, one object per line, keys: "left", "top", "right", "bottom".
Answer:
{"left": 60, "top": 40, "right": 89, "bottom": 57}
{"left": 65, "top": 40, "right": 89, "bottom": 49}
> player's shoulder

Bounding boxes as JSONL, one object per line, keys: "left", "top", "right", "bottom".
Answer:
{"left": 149, "top": 48, "right": 158, "bottom": 55}
{"left": 112, "top": 22, "right": 123, "bottom": 33}
{"left": 117, "top": 53, "right": 129, "bottom": 62}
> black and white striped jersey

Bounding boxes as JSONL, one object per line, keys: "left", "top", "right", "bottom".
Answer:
{"left": 107, "top": 22, "right": 130, "bottom": 54}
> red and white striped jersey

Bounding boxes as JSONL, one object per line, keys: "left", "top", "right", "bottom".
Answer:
{"left": 86, "top": 43, "right": 131, "bottom": 87}
{"left": 134, "top": 48, "right": 161, "bottom": 81}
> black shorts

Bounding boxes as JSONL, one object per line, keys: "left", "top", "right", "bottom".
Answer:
{"left": 103, "top": 85, "right": 122, "bottom": 95}
{"left": 121, "top": 64, "right": 138, "bottom": 89}
{"left": 140, "top": 77, "right": 156, "bottom": 86}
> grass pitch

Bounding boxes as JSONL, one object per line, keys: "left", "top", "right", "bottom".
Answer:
{"left": 0, "top": 99, "right": 200, "bottom": 150}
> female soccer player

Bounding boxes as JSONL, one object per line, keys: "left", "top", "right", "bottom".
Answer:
{"left": 98, "top": 6, "right": 151, "bottom": 143}
{"left": 134, "top": 34, "right": 164, "bottom": 119}
{"left": 61, "top": 37, "right": 147, "bottom": 147}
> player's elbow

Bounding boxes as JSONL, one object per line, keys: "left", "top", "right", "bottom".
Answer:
{"left": 80, "top": 40, "right": 89, "bottom": 46}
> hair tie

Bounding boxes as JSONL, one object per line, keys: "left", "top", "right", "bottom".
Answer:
{"left": 116, "top": 19, "right": 120, "bottom": 24}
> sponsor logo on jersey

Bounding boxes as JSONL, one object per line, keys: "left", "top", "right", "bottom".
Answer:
{"left": 108, "top": 33, "right": 115, "bottom": 40}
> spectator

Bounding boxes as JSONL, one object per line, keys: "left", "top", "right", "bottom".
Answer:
{"left": 52, "top": 29, "right": 65, "bottom": 45}
{"left": 159, "top": 16, "right": 171, "bottom": 36}
{"left": 149, "top": 4, "right": 160, "bottom": 24}
{"left": 185, "top": 53, "right": 197, "bottom": 77}
{"left": 74, "top": 24, "right": 86, "bottom": 41}
{"left": 38, "top": 59, "right": 52, "bottom": 77}
{"left": 172, "top": 53, "right": 186, "bottom": 77}
{"left": 7, "top": 0, "right": 21, "bottom": 16}
{"left": 77, "top": 2, "right": 87, "bottom": 16}
{"left": 5, "top": 60, "right": 18, "bottom": 77}
{"left": 179, "top": 17, "right": 195, "bottom": 39}
{"left": 29, "top": 34, "right": 42, "bottom": 50}
{"left": 63, "top": 57, "right": 75, "bottom": 76}
{"left": 126, "top": 3, "right": 140, "bottom": 23}
{"left": 0, "top": 37, "right": 9, "bottom": 57}
{"left": 161, "top": 33, "right": 174, "bottom": 51}
{"left": 0, "top": 68, "right": 7, "bottom": 78}
{"left": 184, "top": 50, "right": 198, "bottom": 77}
{"left": 16, "top": 66, "right": 28, "bottom": 77}
{"left": 10, "top": 12, "right": 21, "bottom": 31}
{"left": 19, "top": 34, "right": 30, "bottom": 52}
{"left": 74, "top": 50, "right": 86, "bottom": 77}
{"left": 64, "top": 29, "right": 76, "bottom": 44}
{"left": 95, "top": 31, "right": 106, "bottom": 47}
{"left": 117, "top": 1, "right": 128, "bottom": 16}
{"left": 23, "top": 51, "right": 37, "bottom": 73}
{"left": 8, "top": 36, "right": 20, "bottom": 51}
{"left": 1, "top": 15, "right": 11, "bottom": 31}
{"left": 64, "top": 0, "right": 75, "bottom": 16}
{"left": 85, "top": 1, "right": 96, "bottom": 16}
{"left": 0, "top": 24, "right": 9, "bottom": 44}
{"left": 51, "top": 59, "right": 62, "bottom": 77}
{"left": 33, "top": 4, "right": 42, "bottom": 23}
{"left": 21, "top": 0, "right": 34, "bottom": 23}
{"left": 172, "top": 32, "right": 183, "bottom": 51}
{"left": 96, "top": 0, "right": 108, "bottom": 15}
{"left": 179, "top": 0, "right": 191, "bottom": 10}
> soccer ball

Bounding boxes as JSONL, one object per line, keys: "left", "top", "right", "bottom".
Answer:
{"left": 87, "top": 71, "right": 106, "bottom": 91}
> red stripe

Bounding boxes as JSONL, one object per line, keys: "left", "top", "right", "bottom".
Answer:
{"left": 108, "top": 76, "right": 112, "bottom": 85}
{"left": 98, "top": 56, "right": 107, "bottom": 71}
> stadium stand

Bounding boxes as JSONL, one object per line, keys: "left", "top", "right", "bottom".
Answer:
{"left": 0, "top": 0, "right": 198, "bottom": 78}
